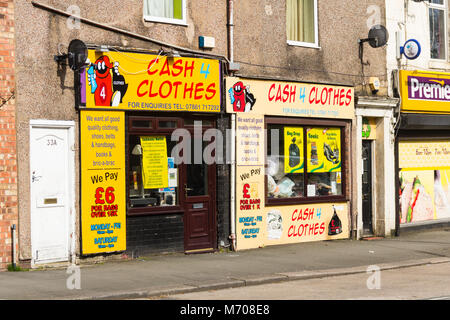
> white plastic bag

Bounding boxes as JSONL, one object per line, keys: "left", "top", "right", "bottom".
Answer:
{"left": 267, "top": 175, "right": 281, "bottom": 197}
{"left": 277, "top": 177, "right": 295, "bottom": 198}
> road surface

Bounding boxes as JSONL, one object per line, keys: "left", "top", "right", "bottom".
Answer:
{"left": 156, "top": 262, "right": 450, "bottom": 300}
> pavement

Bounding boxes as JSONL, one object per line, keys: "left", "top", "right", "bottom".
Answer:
{"left": 1, "top": 227, "right": 450, "bottom": 300}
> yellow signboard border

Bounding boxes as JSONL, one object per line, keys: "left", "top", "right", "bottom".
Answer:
{"left": 80, "top": 110, "right": 127, "bottom": 254}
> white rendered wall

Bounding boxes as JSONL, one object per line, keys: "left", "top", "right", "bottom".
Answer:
{"left": 386, "top": 0, "right": 450, "bottom": 97}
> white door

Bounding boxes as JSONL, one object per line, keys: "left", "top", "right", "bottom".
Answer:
{"left": 30, "top": 122, "right": 74, "bottom": 264}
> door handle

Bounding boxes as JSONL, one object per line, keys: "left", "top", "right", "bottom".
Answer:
{"left": 32, "top": 171, "right": 42, "bottom": 182}
{"left": 184, "top": 184, "right": 193, "bottom": 197}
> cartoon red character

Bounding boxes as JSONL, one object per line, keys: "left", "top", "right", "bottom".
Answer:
{"left": 94, "top": 56, "right": 113, "bottom": 106}
{"left": 87, "top": 55, "right": 128, "bottom": 107}
{"left": 228, "top": 81, "right": 256, "bottom": 112}
{"left": 232, "top": 81, "right": 246, "bottom": 112}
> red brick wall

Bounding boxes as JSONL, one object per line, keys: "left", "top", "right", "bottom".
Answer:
{"left": 0, "top": 0, "right": 17, "bottom": 270}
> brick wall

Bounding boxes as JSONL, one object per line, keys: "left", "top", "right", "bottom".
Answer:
{"left": 0, "top": 0, "right": 17, "bottom": 270}
{"left": 126, "top": 214, "right": 184, "bottom": 256}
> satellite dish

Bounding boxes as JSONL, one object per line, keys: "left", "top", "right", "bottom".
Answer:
{"left": 367, "top": 25, "right": 389, "bottom": 48}
{"left": 358, "top": 25, "right": 389, "bottom": 66}
{"left": 67, "top": 39, "right": 88, "bottom": 71}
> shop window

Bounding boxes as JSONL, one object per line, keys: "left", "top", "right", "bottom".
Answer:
{"left": 266, "top": 120, "right": 345, "bottom": 205}
{"left": 186, "top": 138, "right": 209, "bottom": 197}
{"left": 159, "top": 120, "right": 178, "bottom": 128}
{"left": 129, "top": 134, "right": 179, "bottom": 208}
{"left": 305, "top": 127, "right": 342, "bottom": 197}
{"left": 429, "top": 0, "right": 447, "bottom": 60}
{"left": 144, "top": 0, "right": 187, "bottom": 25}
{"left": 184, "top": 119, "right": 213, "bottom": 127}
{"left": 267, "top": 124, "right": 305, "bottom": 199}
{"left": 132, "top": 120, "right": 153, "bottom": 128}
{"left": 127, "top": 115, "right": 216, "bottom": 215}
{"left": 286, "top": 0, "right": 319, "bottom": 48}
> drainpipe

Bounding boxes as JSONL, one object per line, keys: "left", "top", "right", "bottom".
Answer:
{"left": 230, "top": 114, "right": 236, "bottom": 251}
{"left": 228, "top": 0, "right": 237, "bottom": 251}
{"left": 11, "top": 224, "right": 16, "bottom": 269}
{"left": 228, "top": 0, "right": 234, "bottom": 65}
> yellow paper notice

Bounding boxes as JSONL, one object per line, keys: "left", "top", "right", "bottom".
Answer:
{"left": 323, "top": 128, "right": 341, "bottom": 172}
{"left": 140, "top": 136, "right": 169, "bottom": 189}
{"left": 307, "top": 128, "right": 341, "bottom": 173}
{"left": 284, "top": 127, "right": 304, "bottom": 173}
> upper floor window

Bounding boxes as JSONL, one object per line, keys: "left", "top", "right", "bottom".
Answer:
{"left": 429, "top": 0, "right": 447, "bottom": 60}
{"left": 144, "top": 0, "right": 186, "bottom": 25}
{"left": 286, "top": 0, "right": 319, "bottom": 48}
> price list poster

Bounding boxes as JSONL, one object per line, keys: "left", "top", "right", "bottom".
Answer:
{"left": 80, "top": 110, "right": 126, "bottom": 254}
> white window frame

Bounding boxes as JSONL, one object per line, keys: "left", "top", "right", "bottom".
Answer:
{"left": 287, "top": 0, "right": 320, "bottom": 49}
{"left": 143, "top": 0, "right": 187, "bottom": 26}
{"left": 428, "top": 0, "right": 448, "bottom": 61}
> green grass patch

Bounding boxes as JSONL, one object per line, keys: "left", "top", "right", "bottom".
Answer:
{"left": 7, "top": 264, "right": 27, "bottom": 272}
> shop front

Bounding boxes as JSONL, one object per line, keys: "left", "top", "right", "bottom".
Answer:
{"left": 397, "top": 70, "right": 450, "bottom": 230}
{"left": 226, "top": 77, "right": 355, "bottom": 250}
{"left": 78, "top": 48, "right": 224, "bottom": 257}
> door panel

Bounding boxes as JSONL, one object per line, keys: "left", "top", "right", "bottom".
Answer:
{"left": 30, "top": 126, "right": 71, "bottom": 264}
{"left": 187, "top": 207, "right": 210, "bottom": 237}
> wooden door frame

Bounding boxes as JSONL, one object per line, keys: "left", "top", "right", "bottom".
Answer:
{"left": 181, "top": 121, "right": 217, "bottom": 252}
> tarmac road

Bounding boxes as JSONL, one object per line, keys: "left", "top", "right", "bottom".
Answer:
{"left": 161, "top": 261, "right": 450, "bottom": 300}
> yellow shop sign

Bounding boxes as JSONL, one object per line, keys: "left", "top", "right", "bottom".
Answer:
{"left": 83, "top": 49, "right": 221, "bottom": 113}
{"left": 399, "top": 140, "right": 450, "bottom": 170}
{"left": 399, "top": 70, "right": 450, "bottom": 114}
{"left": 226, "top": 77, "right": 354, "bottom": 119}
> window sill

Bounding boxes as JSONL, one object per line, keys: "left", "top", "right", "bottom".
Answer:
{"left": 127, "top": 205, "right": 184, "bottom": 216}
{"left": 428, "top": 59, "right": 450, "bottom": 70}
{"left": 143, "top": 16, "right": 188, "bottom": 27}
{"left": 287, "top": 40, "right": 321, "bottom": 49}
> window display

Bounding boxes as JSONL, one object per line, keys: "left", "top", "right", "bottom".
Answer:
{"left": 127, "top": 116, "right": 215, "bottom": 214}
{"left": 306, "top": 127, "right": 342, "bottom": 197}
{"left": 129, "top": 134, "right": 179, "bottom": 208}
{"left": 267, "top": 124, "right": 304, "bottom": 199}
{"left": 266, "top": 123, "right": 344, "bottom": 203}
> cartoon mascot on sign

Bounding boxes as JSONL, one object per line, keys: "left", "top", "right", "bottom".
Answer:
{"left": 228, "top": 81, "right": 256, "bottom": 112}
{"left": 87, "top": 55, "right": 128, "bottom": 107}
